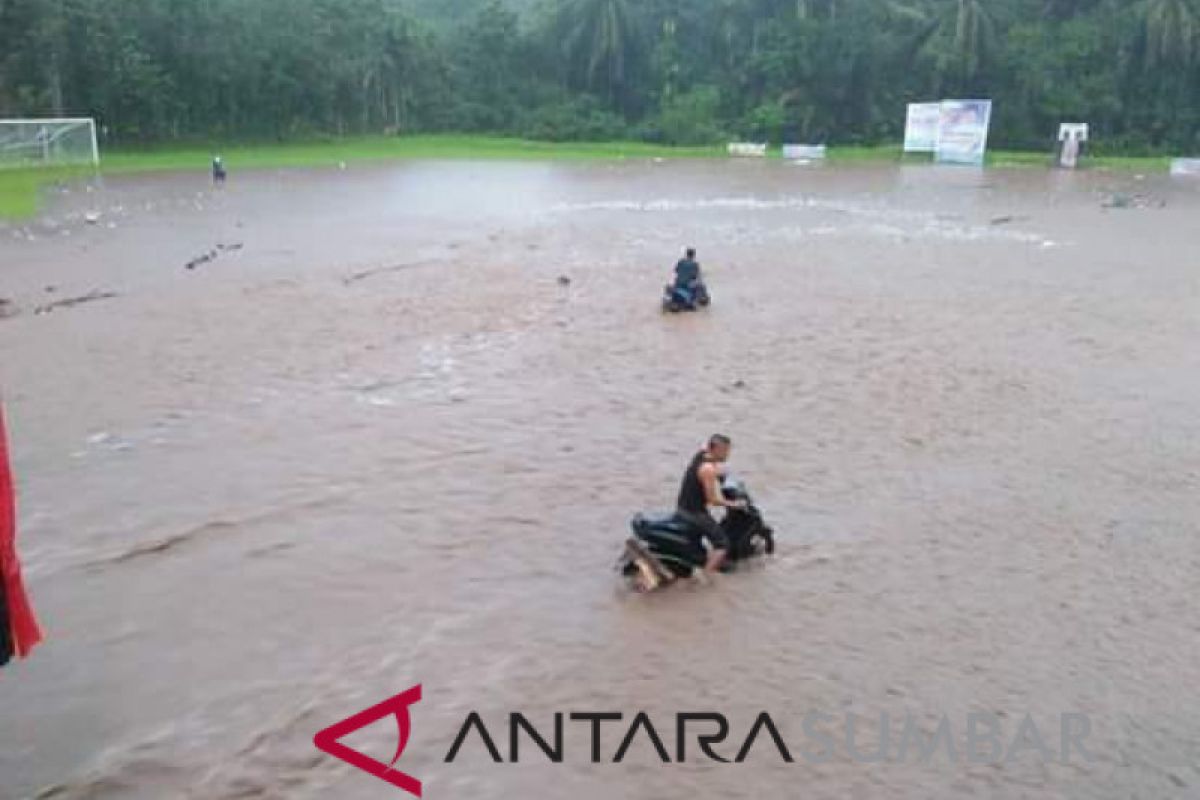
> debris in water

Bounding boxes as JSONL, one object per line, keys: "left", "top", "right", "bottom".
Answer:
{"left": 34, "top": 290, "right": 118, "bottom": 315}
{"left": 990, "top": 215, "right": 1015, "bottom": 225}
{"left": 557, "top": 275, "right": 571, "bottom": 286}
{"left": 1103, "top": 193, "right": 1132, "bottom": 209}
{"left": 184, "top": 248, "right": 220, "bottom": 270}
{"left": 0, "top": 298, "right": 18, "bottom": 319}
{"left": 343, "top": 260, "right": 435, "bottom": 285}
{"left": 85, "top": 431, "right": 134, "bottom": 452}
{"left": 1102, "top": 193, "right": 1162, "bottom": 210}
{"left": 84, "top": 211, "right": 101, "bottom": 225}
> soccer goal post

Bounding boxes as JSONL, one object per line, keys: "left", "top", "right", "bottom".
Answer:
{"left": 0, "top": 118, "right": 99, "bottom": 168}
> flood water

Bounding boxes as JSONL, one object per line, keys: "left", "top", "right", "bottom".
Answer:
{"left": 1, "top": 159, "right": 1198, "bottom": 798}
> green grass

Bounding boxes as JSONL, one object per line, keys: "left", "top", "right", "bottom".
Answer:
{"left": 0, "top": 134, "right": 1175, "bottom": 220}
{"left": 826, "top": 144, "right": 906, "bottom": 162}
{"left": 0, "top": 165, "right": 97, "bottom": 219}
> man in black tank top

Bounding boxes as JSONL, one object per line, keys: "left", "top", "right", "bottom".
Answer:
{"left": 676, "top": 434, "right": 746, "bottom": 574}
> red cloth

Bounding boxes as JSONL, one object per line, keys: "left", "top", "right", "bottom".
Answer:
{"left": 1, "top": 404, "right": 42, "bottom": 661}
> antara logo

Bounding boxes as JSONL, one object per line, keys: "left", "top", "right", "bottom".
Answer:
{"left": 313, "top": 684, "right": 423, "bottom": 797}
{"left": 316, "top": 686, "right": 1095, "bottom": 794}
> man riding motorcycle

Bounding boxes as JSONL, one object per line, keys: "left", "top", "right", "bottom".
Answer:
{"left": 676, "top": 434, "right": 744, "bottom": 574}
{"left": 626, "top": 434, "right": 745, "bottom": 584}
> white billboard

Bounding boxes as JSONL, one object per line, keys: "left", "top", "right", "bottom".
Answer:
{"left": 782, "top": 144, "right": 827, "bottom": 160}
{"left": 904, "top": 103, "right": 942, "bottom": 152}
{"left": 935, "top": 100, "right": 993, "bottom": 165}
{"left": 1171, "top": 158, "right": 1200, "bottom": 177}
{"left": 727, "top": 142, "right": 767, "bottom": 157}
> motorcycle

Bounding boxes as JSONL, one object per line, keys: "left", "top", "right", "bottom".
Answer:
{"left": 662, "top": 280, "right": 710, "bottom": 313}
{"left": 618, "top": 474, "right": 775, "bottom": 591}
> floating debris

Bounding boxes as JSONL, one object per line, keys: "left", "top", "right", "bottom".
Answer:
{"left": 1103, "top": 193, "right": 1133, "bottom": 209}
{"left": 185, "top": 253, "right": 213, "bottom": 270}
{"left": 0, "top": 298, "right": 18, "bottom": 319}
{"left": 343, "top": 260, "right": 436, "bottom": 285}
{"left": 1102, "top": 193, "right": 1165, "bottom": 210}
{"left": 184, "top": 247, "right": 222, "bottom": 270}
{"left": 557, "top": 275, "right": 572, "bottom": 286}
{"left": 33, "top": 289, "right": 118, "bottom": 315}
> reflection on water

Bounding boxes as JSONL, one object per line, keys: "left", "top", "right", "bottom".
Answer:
{"left": 1, "top": 160, "right": 1198, "bottom": 799}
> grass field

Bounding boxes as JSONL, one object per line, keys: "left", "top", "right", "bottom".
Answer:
{"left": 0, "top": 134, "right": 1174, "bottom": 220}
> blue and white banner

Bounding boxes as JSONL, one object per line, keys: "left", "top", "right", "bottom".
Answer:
{"left": 935, "top": 100, "right": 993, "bottom": 165}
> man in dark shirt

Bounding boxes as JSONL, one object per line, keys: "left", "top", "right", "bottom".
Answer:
{"left": 676, "top": 434, "right": 745, "bottom": 574}
{"left": 674, "top": 247, "right": 701, "bottom": 290}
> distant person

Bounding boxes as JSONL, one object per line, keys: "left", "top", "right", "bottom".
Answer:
{"left": 674, "top": 247, "right": 703, "bottom": 291}
{"left": 212, "top": 156, "right": 226, "bottom": 185}
{"left": 675, "top": 434, "right": 745, "bottom": 575}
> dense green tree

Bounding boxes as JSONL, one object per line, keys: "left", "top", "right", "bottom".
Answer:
{"left": 0, "top": 0, "right": 1196, "bottom": 152}
{"left": 556, "top": 0, "right": 642, "bottom": 111}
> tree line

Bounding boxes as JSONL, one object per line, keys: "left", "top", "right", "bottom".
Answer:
{"left": 1, "top": 0, "right": 1197, "bottom": 153}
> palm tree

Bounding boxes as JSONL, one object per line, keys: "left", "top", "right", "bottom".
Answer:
{"left": 1140, "top": 0, "right": 1200, "bottom": 66}
{"left": 892, "top": 0, "right": 996, "bottom": 91}
{"left": 558, "top": 0, "right": 641, "bottom": 110}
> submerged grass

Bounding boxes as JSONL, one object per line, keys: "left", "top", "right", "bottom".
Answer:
{"left": 0, "top": 166, "right": 96, "bottom": 219}
{"left": 0, "top": 134, "right": 1175, "bottom": 220}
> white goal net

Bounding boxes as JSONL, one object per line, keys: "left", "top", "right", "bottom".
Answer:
{"left": 0, "top": 118, "right": 99, "bottom": 168}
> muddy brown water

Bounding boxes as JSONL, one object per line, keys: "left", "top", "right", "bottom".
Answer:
{"left": 1, "top": 160, "right": 1198, "bottom": 799}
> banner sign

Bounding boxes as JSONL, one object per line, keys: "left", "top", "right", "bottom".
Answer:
{"left": 1058, "top": 123, "right": 1089, "bottom": 142}
{"left": 1170, "top": 158, "right": 1200, "bottom": 177}
{"left": 904, "top": 103, "right": 942, "bottom": 152}
{"left": 782, "top": 144, "right": 826, "bottom": 160}
{"left": 727, "top": 142, "right": 768, "bottom": 157}
{"left": 935, "top": 99, "right": 993, "bottom": 165}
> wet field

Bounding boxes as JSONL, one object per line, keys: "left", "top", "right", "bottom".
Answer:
{"left": 1, "top": 159, "right": 1198, "bottom": 798}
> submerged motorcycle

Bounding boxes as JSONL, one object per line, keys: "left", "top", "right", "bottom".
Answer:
{"left": 618, "top": 475, "right": 775, "bottom": 591}
{"left": 662, "top": 280, "right": 711, "bottom": 313}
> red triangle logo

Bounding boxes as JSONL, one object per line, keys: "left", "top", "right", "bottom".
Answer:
{"left": 314, "top": 684, "right": 423, "bottom": 796}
